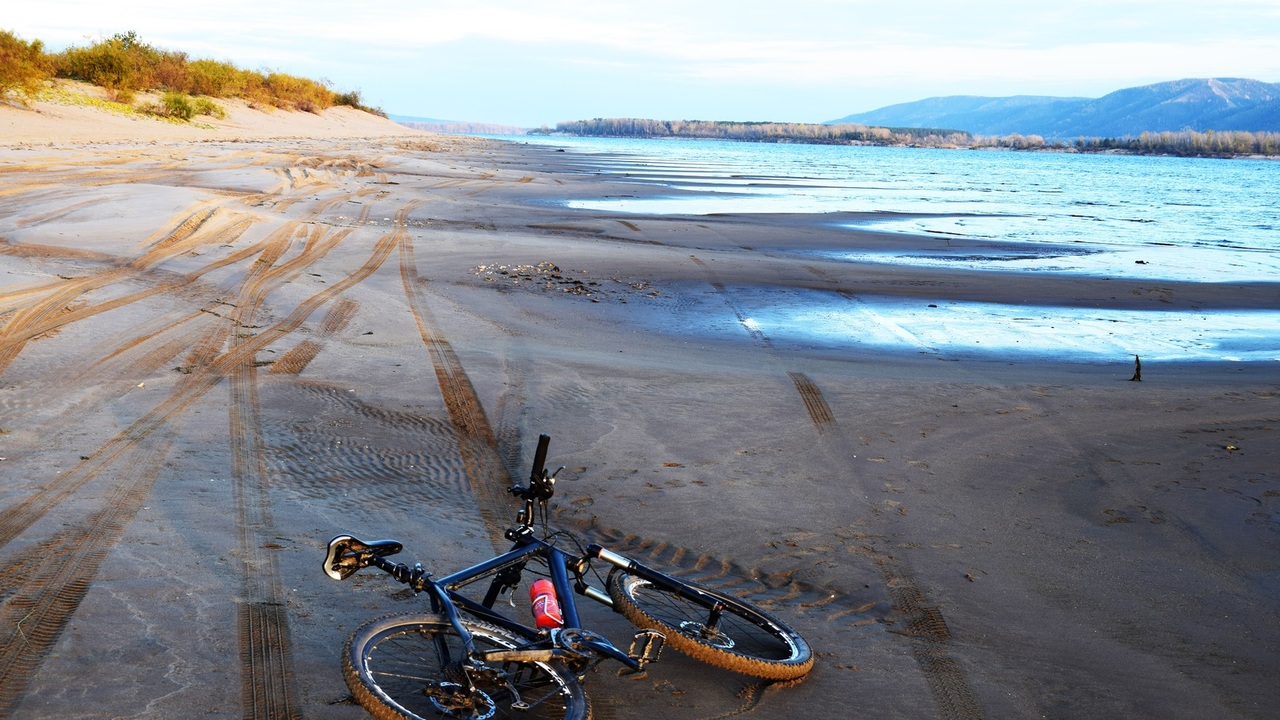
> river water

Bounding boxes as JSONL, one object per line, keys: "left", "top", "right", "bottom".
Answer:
{"left": 512, "top": 135, "right": 1280, "bottom": 363}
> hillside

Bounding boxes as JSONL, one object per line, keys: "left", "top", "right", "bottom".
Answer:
{"left": 1, "top": 81, "right": 419, "bottom": 145}
{"left": 830, "top": 78, "right": 1280, "bottom": 138}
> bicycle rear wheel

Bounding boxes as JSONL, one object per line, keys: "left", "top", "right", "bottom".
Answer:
{"left": 343, "top": 613, "right": 589, "bottom": 720}
{"left": 608, "top": 572, "right": 813, "bottom": 681}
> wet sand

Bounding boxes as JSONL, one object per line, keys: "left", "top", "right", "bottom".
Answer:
{"left": 0, "top": 121, "right": 1277, "bottom": 720}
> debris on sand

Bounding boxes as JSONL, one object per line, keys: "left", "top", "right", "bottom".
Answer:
{"left": 473, "top": 262, "right": 661, "bottom": 302}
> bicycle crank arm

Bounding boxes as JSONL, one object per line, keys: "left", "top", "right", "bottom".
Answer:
{"left": 474, "top": 648, "right": 562, "bottom": 664}
{"left": 558, "top": 628, "right": 642, "bottom": 671}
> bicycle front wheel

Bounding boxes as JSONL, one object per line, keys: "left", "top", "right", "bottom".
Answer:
{"left": 608, "top": 572, "right": 813, "bottom": 680}
{"left": 343, "top": 613, "right": 589, "bottom": 720}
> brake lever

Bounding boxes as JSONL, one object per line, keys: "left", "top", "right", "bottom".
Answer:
{"left": 531, "top": 468, "right": 564, "bottom": 501}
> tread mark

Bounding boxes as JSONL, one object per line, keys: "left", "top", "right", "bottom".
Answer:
{"left": 0, "top": 439, "right": 171, "bottom": 717}
{"left": 689, "top": 255, "right": 771, "bottom": 347}
{"left": 873, "top": 555, "right": 983, "bottom": 720}
{"left": 553, "top": 509, "right": 883, "bottom": 632}
{"left": 788, "top": 372, "right": 836, "bottom": 428}
{"left": 0, "top": 207, "right": 397, "bottom": 716}
{"left": 397, "top": 214, "right": 514, "bottom": 549}
{"left": 238, "top": 602, "right": 302, "bottom": 720}
{"left": 269, "top": 340, "right": 323, "bottom": 375}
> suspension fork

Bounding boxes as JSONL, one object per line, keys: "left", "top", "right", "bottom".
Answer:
{"left": 587, "top": 543, "right": 728, "bottom": 627}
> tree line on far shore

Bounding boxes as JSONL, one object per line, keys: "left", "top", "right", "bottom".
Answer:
{"left": 540, "top": 118, "right": 971, "bottom": 146}
{"left": 537, "top": 118, "right": 1280, "bottom": 159}
{"left": 0, "top": 29, "right": 382, "bottom": 119}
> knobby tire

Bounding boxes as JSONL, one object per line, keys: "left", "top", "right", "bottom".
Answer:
{"left": 608, "top": 572, "right": 813, "bottom": 681}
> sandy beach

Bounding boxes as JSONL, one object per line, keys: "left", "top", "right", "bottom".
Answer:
{"left": 1, "top": 94, "right": 1277, "bottom": 719}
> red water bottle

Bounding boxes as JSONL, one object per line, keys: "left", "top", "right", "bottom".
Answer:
{"left": 529, "top": 579, "right": 564, "bottom": 629}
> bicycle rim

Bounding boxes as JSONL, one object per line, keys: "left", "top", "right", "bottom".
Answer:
{"left": 343, "top": 613, "right": 589, "bottom": 720}
{"left": 610, "top": 573, "right": 813, "bottom": 680}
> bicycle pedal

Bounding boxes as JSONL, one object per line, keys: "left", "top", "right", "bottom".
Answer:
{"left": 615, "top": 666, "right": 648, "bottom": 680}
{"left": 628, "top": 629, "right": 665, "bottom": 666}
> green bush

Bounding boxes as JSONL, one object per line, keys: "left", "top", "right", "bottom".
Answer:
{"left": 34, "top": 30, "right": 373, "bottom": 116}
{"left": 334, "top": 89, "right": 386, "bottom": 117}
{"left": 55, "top": 34, "right": 147, "bottom": 97}
{"left": 0, "top": 29, "right": 52, "bottom": 102}
{"left": 186, "top": 58, "right": 240, "bottom": 97}
{"left": 192, "top": 95, "right": 226, "bottom": 119}
{"left": 264, "top": 71, "right": 334, "bottom": 112}
{"left": 160, "top": 91, "right": 195, "bottom": 120}
{"left": 151, "top": 49, "right": 190, "bottom": 91}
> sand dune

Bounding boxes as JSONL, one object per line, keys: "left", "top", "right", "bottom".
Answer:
{"left": 1, "top": 81, "right": 419, "bottom": 145}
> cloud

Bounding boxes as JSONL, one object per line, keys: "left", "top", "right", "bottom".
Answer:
{"left": 677, "top": 38, "right": 1280, "bottom": 88}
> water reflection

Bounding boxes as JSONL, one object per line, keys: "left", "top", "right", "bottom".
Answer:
{"left": 661, "top": 289, "right": 1279, "bottom": 363}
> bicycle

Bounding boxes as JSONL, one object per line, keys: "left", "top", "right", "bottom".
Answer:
{"left": 324, "top": 434, "right": 813, "bottom": 720}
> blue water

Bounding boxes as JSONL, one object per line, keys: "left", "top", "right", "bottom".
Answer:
{"left": 512, "top": 135, "right": 1280, "bottom": 362}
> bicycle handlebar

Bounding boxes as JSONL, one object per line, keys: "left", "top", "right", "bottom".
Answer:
{"left": 530, "top": 433, "right": 550, "bottom": 484}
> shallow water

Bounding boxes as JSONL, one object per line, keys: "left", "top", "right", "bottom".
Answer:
{"left": 512, "top": 135, "right": 1280, "bottom": 363}
{"left": 745, "top": 292, "right": 1278, "bottom": 363}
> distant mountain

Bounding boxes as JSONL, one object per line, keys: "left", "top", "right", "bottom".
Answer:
{"left": 829, "top": 78, "right": 1280, "bottom": 138}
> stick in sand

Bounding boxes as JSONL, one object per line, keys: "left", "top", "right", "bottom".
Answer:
{"left": 1129, "top": 355, "right": 1142, "bottom": 382}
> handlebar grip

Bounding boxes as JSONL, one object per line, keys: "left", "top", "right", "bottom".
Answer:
{"left": 530, "top": 434, "right": 551, "bottom": 483}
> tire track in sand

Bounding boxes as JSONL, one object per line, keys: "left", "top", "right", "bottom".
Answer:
{"left": 787, "top": 372, "right": 835, "bottom": 429}
{"left": 0, "top": 436, "right": 173, "bottom": 718}
{"left": 218, "top": 207, "right": 382, "bottom": 720}
{"left": 553, "top": 508, "right": 884, "bottom": 625}
{"left": 0, "top": 204, "right": 400, "bottom": 718}
{"left": 0, "top": 207, "right": 261, "bottom": 377}
{"left": 791, "top": 370, "right": 984, "bottom": 720}
{"left": 0, "top": 157, "right": 376, "bottom": 380}
{"left": 396, "top": 212, "right": 515, "bottom": 549}
{"left": 688, "top": 256, "right": 984, "bottom": 719}
{"left": 229, "top": 357, "right": 302, "bottom": 720}
{"left": 869, "top": 554, "right": 982, "bottom": 720}
{"left": 194, "top": 218, "right": 400, "bottom": 720}
{"left": 268, "top": 297, "right": 360, "bottom": 375}
{"left": 223, "top": 224, "right": 310, "bottom": 720}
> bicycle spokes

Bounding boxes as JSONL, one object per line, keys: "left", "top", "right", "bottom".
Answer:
{"left": 423, "top": 680, "right": 496, "bottom": 720}
{"left": 680, "top": 604, "right": 735, "bottom": 649}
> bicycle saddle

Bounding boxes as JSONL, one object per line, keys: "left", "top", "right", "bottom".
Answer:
{"left": 324, "top": 535, "right": 403, "bottom": 581}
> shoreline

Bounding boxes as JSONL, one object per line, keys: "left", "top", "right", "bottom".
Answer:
{"left": 507, "top": 136, "right": 1280, "bottom": 365}
{"left": 0, "top": 119, "right": 1277, "bottom": 719}
{"left": 527, "top": 129, "right": 1280, "bottom": 160}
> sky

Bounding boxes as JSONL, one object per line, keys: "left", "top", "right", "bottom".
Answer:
{"left": 8, "top": 1, "right": 1280, "bottom": 127}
